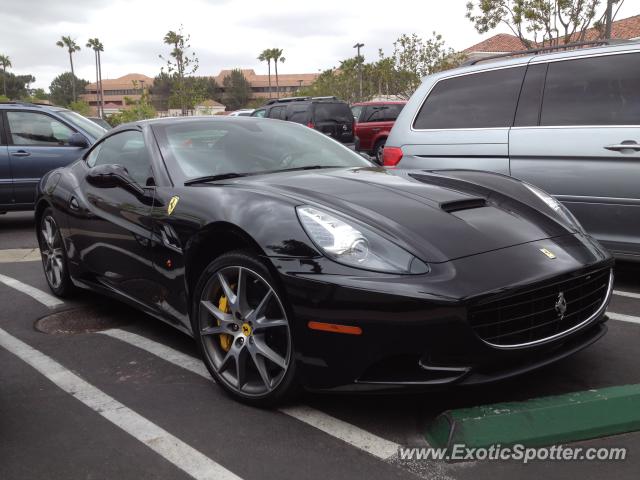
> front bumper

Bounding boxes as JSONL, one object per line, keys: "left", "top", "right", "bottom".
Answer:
{"left": 270, "top": 234, "right": 613, "bottom": 391}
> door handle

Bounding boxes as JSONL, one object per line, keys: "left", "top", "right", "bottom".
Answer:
{"left": 371, "top": 128, "right": 381, "bottom": 132}
{"left": 11, "top": 150, "right": 31, "bottom": 157}
{"left": 604, "top": 141, "right": 640, "bottom": 152}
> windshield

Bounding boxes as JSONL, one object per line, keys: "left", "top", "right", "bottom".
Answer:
{"left": 57, "top": 110, "right": 107, "bottom": 140}
{"left": 153, "top": 118, "right": 370, "bottom": 183}
{"left": 313, "top": 102, "right": 353, "bottom": 123}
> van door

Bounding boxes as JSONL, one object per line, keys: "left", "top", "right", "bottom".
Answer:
{"left": 0, "top": 113, "right": 12, "bottom": 207}
{"left": 398, "top": 66, "right": 526, "bottom": 175}
{"left": 510, "top": 52, "right": 640, "bottom": 258}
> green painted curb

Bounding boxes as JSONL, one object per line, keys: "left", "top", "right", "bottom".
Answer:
{"left": 426, "top": 384, "right": 640, "bottom": 449}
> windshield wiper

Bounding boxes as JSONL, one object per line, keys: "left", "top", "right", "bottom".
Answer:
{"left": 184, "top": 172, "right": 250, "bottom": 185}
{"left": 185, "top": 166, "right": 342, "bottom": 185}
{"left": 271, "top": 165, "right": 343, "bottom": 173}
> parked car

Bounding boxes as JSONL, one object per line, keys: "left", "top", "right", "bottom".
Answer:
{"left": 385, "top": 41, "right": 640, "bottom": 261}
{"left": 0, "top": 102, "right": 106, "bottom": 212}
{"left": 228, "top": 109, "right": 255, "bottom": 117}
{"left": 87, "top": 116, "right": 113, "bottom": 129}
{"left": 352, "top": 101, "right": 406, "bottom": 163}
{"left": 36, "top": 116, "right": 612, "bottom": 406}
{"left": 251, "top": 96, "right": 354, "bottom": 144}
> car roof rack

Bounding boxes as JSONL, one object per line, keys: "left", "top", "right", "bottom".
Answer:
{"left": 264, "top": 96, "right": 311, "bottom": 105}
{"left": 310, "top": 96, "right": 339, "bottom": 101}
{"left": 0, "top": 101, "right": 54, "bottom": 107}
{"left": 463, "top": 39, "right": 628, "bottom": 66}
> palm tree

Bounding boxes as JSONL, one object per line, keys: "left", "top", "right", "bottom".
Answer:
{"left": 86, "top": 38, "right": 105, "bottom": 117}
{"left": 257, "top": 49, "right": 273, "bottom": 99}
{"left": 271, "top": 48, "right": 285, "bottom": 99}
{"left": 56, "top": 36, "right": 81, "bottom": 102}
{"left": 0, "top": 54, "right": 11, "bottom": 97}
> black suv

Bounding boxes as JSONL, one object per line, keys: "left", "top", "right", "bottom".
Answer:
{"left": 251, "top": 96, "right": 354, "bottom": 144}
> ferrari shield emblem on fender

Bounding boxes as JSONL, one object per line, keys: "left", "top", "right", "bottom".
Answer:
{"left": 540, "top": 248, "right": 557, "bottom": 259}
{"left": 167, "top": 196, "right": 180, "bottom": 215}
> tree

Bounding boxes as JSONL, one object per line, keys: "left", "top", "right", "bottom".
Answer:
{"left": 50, "top": 72, "right": 88, "bottom": 107}
{"left": 159, "top": 26, "right": 199, "bottom": 115}
{"left": 69, "top": 100, "right": 91, "bottom": 115}
{"left": 107, "top": 84, "right": 156, "bottom": 126}
{"left": 391, "top": 33, "right": 463, "bottom": 99}
{"left": 56, "top": 36, "right": 81, "bottom": 101}
{"left": 258, "top": 49, "right": 273, "bottom": 98}
{"left": 0, "top": 54, "right": 11, "bottom": 97}
{"left": 222, "top": 69, "right": 252, "bottom": 110}
{"left": 465, "top": 0, "right": 622, "bottom": 47}
{"left": 298, "top": 33, "right": 462, "bottom": 101}
{"left": 270, "top": 48, "right": 285, "bottom": 98}
{"left": 0, "top": 72, "right": 36, "bottom": 100}
{"left": 86, "top": 38, "right": 105, "bottom": 117}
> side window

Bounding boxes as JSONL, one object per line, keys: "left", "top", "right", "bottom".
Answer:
{"left": 287, "top": 106, "right": 309, "bottom": 124}
{"left": 351, "top": 105, "right": 363, "bottom": 122}
{"left": 85, "top": 143, "right": 103, "bottom": 167}
{"left": 268, "top": 106, "right": 286, "bottom": 120}
{"left": 541, "top": 53, "right": 640, "bottom": 126}
{"left": 93, "top": 130, "right": 152, "bottom": 186}
{"left": 514, "top": 64, "right": 547, "bottom": 127}
{"left": 413, "top": 66, "right": 526, "bottom": 129}
{"left": 252, "top": 109, "right": 266, "bottom": 118}
{"left": 7, "top": 111, "right": 75, "bottom": 146}
{"left": 364, "top": 105, "right": 401, "bottom": 122}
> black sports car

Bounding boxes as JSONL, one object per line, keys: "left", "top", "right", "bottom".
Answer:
{"left": 35, "top": 117, "right": 614, "bottom": 406}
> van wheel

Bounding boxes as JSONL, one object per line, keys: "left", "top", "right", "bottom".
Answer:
{"left": 374, "top": 139, "right": 386, "bottom": 165}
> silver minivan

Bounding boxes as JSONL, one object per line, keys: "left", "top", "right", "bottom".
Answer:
{"left": 385, "top": 42, "right": 640, "bottom": 261}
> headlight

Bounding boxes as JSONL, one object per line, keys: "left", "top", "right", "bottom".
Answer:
{"left": 524, "top": 183, "right": 585, "bottom": 233}
{"left": 296, "top": 206, "right": 429, "bottom": 274}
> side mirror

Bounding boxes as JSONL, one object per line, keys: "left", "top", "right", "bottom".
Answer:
{"left": 86, "top": 164, "right": 144, "bottom": 196}
{"left": 69, "top": 132, "right": 90, "bottom": 148}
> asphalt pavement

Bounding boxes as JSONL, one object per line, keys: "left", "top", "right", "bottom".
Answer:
{"left": 1, "top": 211, "right": 639, "bottom": 480}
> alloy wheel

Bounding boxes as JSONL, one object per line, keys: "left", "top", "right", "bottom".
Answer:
{"left": 40, "top": 216, "right": 65, "bottom": 290}
{"left": 198, "top": 266, "right": 291, "bottom": 397}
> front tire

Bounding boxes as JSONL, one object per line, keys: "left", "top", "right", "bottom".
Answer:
{"left": 38, "top": 208, "right": 75, "bottom": 297}
{"left": 192, "top": 251, "right": 297, "bottom": 407}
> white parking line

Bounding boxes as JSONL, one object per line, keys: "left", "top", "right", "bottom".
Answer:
{"left": 0, "top": 273, "right": 63, "bottom": 308}
{"left": 608, "top": 312, "right": 640, "bottom": 325}
{"left": 0, "top": 328, "right": 242, "bottom": 480}
{"left": 613, "top": 290, "right": 640, "bottom": 300}
{"left": 99, "top": 328, "right": 401, "bottom": 460}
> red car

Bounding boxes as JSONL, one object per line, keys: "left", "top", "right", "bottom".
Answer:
{"left": 351, "top": 101, "right": 406, "bottom": 163}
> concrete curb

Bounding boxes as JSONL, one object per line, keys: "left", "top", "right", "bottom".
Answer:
{"left": 426, "top": 384, "right": 640, "bottom": 448}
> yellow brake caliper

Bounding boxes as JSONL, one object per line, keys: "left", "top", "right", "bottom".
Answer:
{"left": 217, "top": 295, "right": 234, "bottom": 352}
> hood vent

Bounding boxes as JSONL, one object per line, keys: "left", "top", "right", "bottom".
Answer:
{"left": 440, "top": 198, "right": 487, "bottom": 213}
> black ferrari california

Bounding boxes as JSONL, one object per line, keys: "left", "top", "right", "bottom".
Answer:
{"left": 35, "top": 117, "right": 613, "bottom": 406}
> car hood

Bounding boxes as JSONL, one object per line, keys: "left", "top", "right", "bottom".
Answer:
{"left": 232, "top": 167, "right": 573, "bottom": 263}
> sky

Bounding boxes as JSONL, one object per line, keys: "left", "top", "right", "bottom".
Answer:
{"left": 1, "top": 0, "right": 637, "bottom": 90}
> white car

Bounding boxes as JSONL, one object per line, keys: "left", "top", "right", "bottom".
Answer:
{"left": 228, "top": 109, "right": 255, "bottom": 117}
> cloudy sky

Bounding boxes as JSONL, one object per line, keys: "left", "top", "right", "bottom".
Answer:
{"left": 1, "top": 0, "right": 637, "bottom": 90}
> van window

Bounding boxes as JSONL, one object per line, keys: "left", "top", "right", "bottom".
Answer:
{"left": 287, "top": 105, "right": 309, "bottom": 124}
{"left": 268, "top": 106, "right": 286, "bottom": 120}
{"left": 514, "top": 64, "right": 547, "bottom": 127}
{"left": 413, "top": 66, "right": 526, "bottom": 129}
{"left": 541, "top": 53, "right": 640, "bottom": 126}
{"left": 313, "top": 103, "right": 353, "bottom": 123}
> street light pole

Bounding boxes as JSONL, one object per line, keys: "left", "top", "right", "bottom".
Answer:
{"left": 353, "top": 42, "right": 364, "bottom": 101}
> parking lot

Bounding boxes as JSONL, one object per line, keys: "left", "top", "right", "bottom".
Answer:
{"left": 0, "top": 210, "right": 639, "bottom": 480}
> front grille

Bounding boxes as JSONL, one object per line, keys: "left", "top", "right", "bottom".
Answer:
{"left": 469, "top": 267, "right": 611, "bottom": 347}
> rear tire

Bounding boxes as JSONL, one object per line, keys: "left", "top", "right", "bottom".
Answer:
{"left": 374, "top": 138, "right": 386, "bottom": 165}
{"left": 38, "top": 208, "right": 75, "bottom": 298}
{"left": 192, "top": 250, "right": 298, "bottom": 407}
